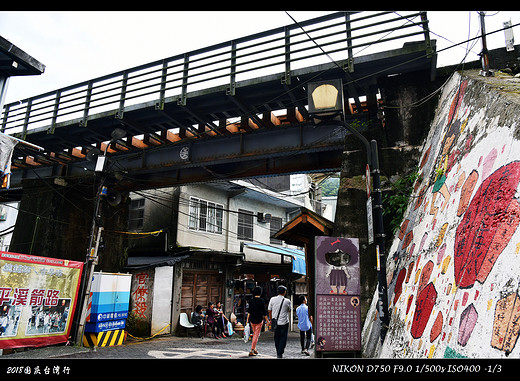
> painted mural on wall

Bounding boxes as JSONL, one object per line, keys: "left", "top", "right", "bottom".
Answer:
{"left": 379, "top": 72, "right": 520, "bottom": 358}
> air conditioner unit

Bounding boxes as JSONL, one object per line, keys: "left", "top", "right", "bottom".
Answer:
{"left": 257, "top": 212, "right": 272, "bottom": 223}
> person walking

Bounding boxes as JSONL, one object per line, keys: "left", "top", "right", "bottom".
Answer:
{"left": 296, "top": 295, "right": 313, "bottom": 356}
{"left": 268, "top": 285, "right": 292, "bottom": 358}
{"left": 246, "top": 286, "right": 269, "bottom": 356}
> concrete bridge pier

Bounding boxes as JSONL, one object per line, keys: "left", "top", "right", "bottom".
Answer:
{"left": 9, "top": 176, "right": 130, "bottom": 273}
{"left": 333, "top": 69, "right": 440, "bottom": 346}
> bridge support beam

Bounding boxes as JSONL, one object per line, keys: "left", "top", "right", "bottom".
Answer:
{"left": 379, "top": 70, "right": 439, "bottom": 147}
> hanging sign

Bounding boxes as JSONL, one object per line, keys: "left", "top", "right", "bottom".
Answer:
{"left": 0, "top": 251, "right": 83, "bottom": 349}
{"left": 366, "top": 198, "right": 374, "bottom": 245}
{"left": 315, "top": 237, "right": 361, "bottom": 352}
{"left": 366, "top": 164, "right": 371, "bottom": 199}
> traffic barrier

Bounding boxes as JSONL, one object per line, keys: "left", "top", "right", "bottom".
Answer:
{"left": 83, "top": 329, "right": 126, "bottom": 347}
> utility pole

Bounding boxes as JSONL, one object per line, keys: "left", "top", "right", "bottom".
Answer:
{"left": 73, "top": 128, "right": 126, "bottom": 345}
{"left": 479, "top": 11, "right": 493, "bottom": 77}
{"left": 307, "top": 79, "right": 390, "bottom": 344}
{"left": 74, "top": 178, "right": 106, "bottom": 345}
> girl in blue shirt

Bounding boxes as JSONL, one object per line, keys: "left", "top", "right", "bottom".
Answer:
{"left": 296, "top": 295, "right": 313, "bottom": 355}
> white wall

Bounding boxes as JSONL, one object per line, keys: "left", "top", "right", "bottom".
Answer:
{"left": 151, "top": 266, "right": 173, "bottom": 336}
{"left": 176, "top": 183, "right": 302, "bottom": 263}
{"left": 0, "top": 202, "right": 19, "bottom": 251}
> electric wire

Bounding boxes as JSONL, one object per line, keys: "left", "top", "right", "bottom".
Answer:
{"left": 119, "top": 187, "right": 303, "bottom": 258}
{"left": 2, "top": 12, "right": 520, "bottom": 232}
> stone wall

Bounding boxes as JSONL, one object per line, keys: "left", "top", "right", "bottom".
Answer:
{"left": 364, "top": 69, "right": 520, "bottom": 358}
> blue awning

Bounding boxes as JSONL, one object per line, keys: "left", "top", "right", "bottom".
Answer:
{"left": 242, "top": 243, "right": 306, "bottom": 275}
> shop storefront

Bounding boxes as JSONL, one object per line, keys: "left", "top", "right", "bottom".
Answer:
{"left": 230, "top": 243, "right": 307, "bottom": 331}
{"left": 126, "top": 248, "right": 242, "bottom": 336}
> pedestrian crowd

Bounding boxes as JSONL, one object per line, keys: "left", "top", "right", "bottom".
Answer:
{"left": 190, "top": 301, "right": 230, "bottom": 339}
{"left": 188, "top": 285, "right": 314, "bottom": 358}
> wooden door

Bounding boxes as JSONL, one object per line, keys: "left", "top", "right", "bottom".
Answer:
{"left": 180, "top": 271, "right": 223, "bottom": 314}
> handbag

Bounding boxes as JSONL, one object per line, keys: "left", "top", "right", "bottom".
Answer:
{"left": 243, "top": 323, "right": 251, "bottom": 342}
{"left": 270, "top": 298, "right": 284, "bottom": 331}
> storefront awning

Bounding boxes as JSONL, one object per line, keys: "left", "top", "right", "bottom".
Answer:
{"left": 242, "top": 243, "right": 306, "bottom": 275}
{"left": 125, "top": 247, "right": 244, "bottom": 270}
{"left": 125, "top": 254, "right": 190, "bottom": 270}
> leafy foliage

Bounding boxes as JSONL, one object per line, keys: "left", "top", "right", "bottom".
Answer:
{"left": 383, "top": 168, "right": 421, "bottom": 235}
{"left": 126, "top": 311, "right": 151, "bottom": 337}
{"left": 321, "top": 177, "right": 340, "bottom": 196}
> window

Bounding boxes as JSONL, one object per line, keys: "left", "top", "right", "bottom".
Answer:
{"left": 207, "top": 203, "right": 223, "bottom": 234}
{"left": 128, "top": 198, "right": 145, "bottom": 230}
{"left": 270, "top": 216, "right": 283, "bottom": 245}
{"left": 238, "top": 209, "right": 253, "bottom": 241}
{"left": 189, "top": 197, "right": 223, "bottom": 234}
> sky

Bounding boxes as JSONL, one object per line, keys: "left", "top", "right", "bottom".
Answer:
{"left": 1, "top": 10, "right": 520, "bottom": 104}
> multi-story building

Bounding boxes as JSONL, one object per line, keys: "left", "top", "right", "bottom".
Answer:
{"left": 124, "top": 175, "right": 332, "bottom": 336}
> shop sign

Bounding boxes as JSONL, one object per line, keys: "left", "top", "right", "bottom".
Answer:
{"left": 0, "top": 251, "right": 83, "bottom": 349}
{"left": 315, "top": 237, "right": 361, "bottom": 352}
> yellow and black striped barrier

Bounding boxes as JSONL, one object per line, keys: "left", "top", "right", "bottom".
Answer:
{"left": 83, "top": 329, "right": 127, "bottom": 347}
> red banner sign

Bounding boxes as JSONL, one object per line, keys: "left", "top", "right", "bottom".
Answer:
{"left": 0, "top": 251, "right": 83, "bottom": 349}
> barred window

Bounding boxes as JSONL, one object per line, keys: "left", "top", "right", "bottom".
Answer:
{"left": 237, "top": 209, "right": 253, "bottom": 241}
{"left": 270, "top": 216, "right": 283, "bottom": 245}
{"left": 189, "top": 197, "right": 223, "bottom": 234}
{"left": 129, "top": 198, "right": 145, "bottom": 230}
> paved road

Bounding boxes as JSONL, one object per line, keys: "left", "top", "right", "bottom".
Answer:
{"left": 70, "top": 331, "right": 313, "bottom": 359}
{"left": 1, "top": 331, "right": 339, "bottom": 378}
{"left": 3, "top": 330, "right": 314, "bottom": 360}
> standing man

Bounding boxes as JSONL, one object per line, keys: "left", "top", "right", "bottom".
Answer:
{"left": 268, "top": 285, "right": 292, "bottom": 358}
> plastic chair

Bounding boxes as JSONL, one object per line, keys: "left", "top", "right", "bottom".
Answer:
{"left": 179, "top": 312, "right": 195, "bottom": 336}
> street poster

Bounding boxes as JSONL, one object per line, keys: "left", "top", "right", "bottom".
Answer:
{"left": 0, "top": 251, "right": 83, "bottom": 349}
{"left": 315, "top": 236, "right": 361, "bottom": 352}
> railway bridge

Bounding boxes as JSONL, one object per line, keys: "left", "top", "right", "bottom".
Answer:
{"left": 0, "top": 11, "right": 439, "bottom": 279}
{"left": 1, "top": 11, "right": 436, "bottom": 194}
{"left": 0, "top": 11, "right": 442, "bottom": 348}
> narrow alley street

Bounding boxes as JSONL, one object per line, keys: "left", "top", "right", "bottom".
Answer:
{"left": 4, "top": 330, "right": 313, "bottom": 360}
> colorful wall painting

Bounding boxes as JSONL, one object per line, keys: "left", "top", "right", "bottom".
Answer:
{"left": 374, "top": 72, "right": 520, "bottom": 358}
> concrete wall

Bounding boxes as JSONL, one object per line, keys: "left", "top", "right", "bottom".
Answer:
{"left": 364, "top": 70, "right": 520, "bottom": 358}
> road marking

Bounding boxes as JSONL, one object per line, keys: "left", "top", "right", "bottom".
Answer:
{"left": 148, "top": 347, "right": 275, "bottom": 359}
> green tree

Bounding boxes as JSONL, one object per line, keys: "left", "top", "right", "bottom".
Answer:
{"left": 321, "top": 177, "right": 339, "bottom": 196}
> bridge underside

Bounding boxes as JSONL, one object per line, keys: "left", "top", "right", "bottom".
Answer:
{"left": 6, "top": 40, "right": 435, "bottom": 197}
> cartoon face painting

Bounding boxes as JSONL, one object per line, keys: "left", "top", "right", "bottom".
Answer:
{"left": 325, "top": 249, "right": 352, "bottom": 295}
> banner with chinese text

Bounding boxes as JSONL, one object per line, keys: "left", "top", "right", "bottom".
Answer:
{"left": 0, "top": 251, "right": 83, "bottom": 349}
{"left": 315, "top": 236, "right": 361, "bottom": 352}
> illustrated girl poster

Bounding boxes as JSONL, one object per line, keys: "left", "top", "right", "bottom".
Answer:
{"left": 315, "top": 236, "right": 360, "bottom": 295}
{"left": 315, "top": 236, "right": 361, "bottom": 352}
